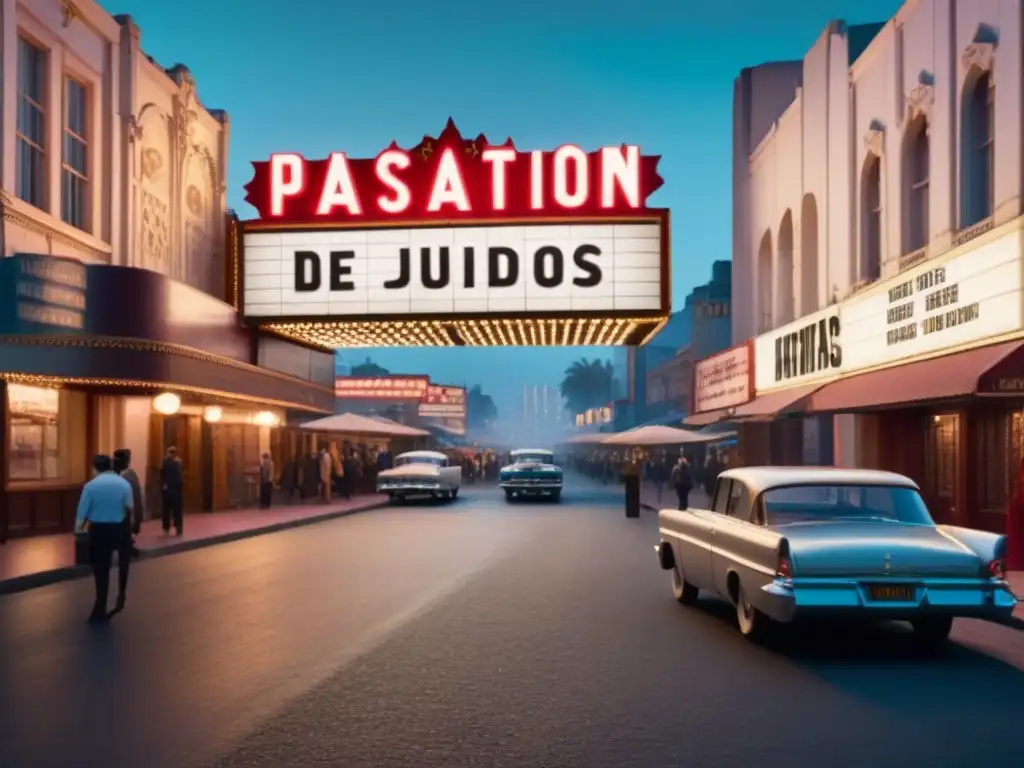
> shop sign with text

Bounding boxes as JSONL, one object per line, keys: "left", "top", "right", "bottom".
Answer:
{"left": 841, "top": 228, "right": 1023, "bottom": 372}
{"left": 753, "top": 307, "right": 843, "bottom": 391}
{"left": 335, "top": 375, "right": 429, "bottom": 399}
{"left": 693, "top": 343, "right": 751, "bottom": 412}
{"left": 240, "top": 120, "right": 667, "bottom": 320}
{"left": 418, "top": 384, "right": 466, "bottom": 417}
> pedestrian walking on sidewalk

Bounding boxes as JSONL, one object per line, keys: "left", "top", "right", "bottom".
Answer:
{"left": 114, "top": 449, "right": 144, "bottom": 559}
{"left": 319, "top": 448, "right": 333, "bottom": 504}
{"left": 671, "top": 455, "right": 693, "bottom": 510}
{"left": 160, "top": 446, "right": 185, "bottom": 535}
{"left": 76, "top": 454, "right": 134, "bottom": 623}
{"left": 259, "top": 453, "right": 275, "bottom": 509}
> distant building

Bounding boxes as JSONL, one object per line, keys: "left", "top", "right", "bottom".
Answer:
{"left": 624, "top": 262, "right": 732, "bottom": 427}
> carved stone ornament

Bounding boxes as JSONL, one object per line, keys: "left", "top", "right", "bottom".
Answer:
{"left": 962, "top": 42, "right": 996, "bottom": 73}
{"left": 60, "top": 0, "right": 78, "bottom": 27}
{"left": 863, "top": 127, "right": 884, "bottom": 157}
{"left": 906, "top": 84, "right": 934, "bottom": 122}
{"left": 141, "top": 148, "right": 163, "bottom": 181}
{"left": 186, "top": 185, "right": 204, "bottom": 218}
{"left": 173, "top": 73, "right": 200, "bottom": 156}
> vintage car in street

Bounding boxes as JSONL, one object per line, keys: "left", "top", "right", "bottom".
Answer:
{"left": 654, "top": 466, "right": 1017, "bottom": 649}
{"left": 376, "top": 450, "right": 462, "bottom": 502}
{"left": 500, "top": 449, "right": 563, "bottom": 501}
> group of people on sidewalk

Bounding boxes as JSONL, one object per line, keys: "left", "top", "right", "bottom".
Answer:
{"left": 571, "top": 446, "right": 732, "bottom": 510}
{"left": 270, "top": 446, "right": 390, "bottom": 507}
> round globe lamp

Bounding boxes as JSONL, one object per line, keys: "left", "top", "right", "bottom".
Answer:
{"left": 153, "top": 392, "right": 181, "bottom": 416}
{"left": 203, "top": 405, "right": 223, "bottom": 423}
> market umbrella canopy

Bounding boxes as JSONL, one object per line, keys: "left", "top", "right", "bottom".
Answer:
{"left": 562, "top": 433, "right": 611, "bottom": 444}
{"left": 300, "top": 412, "right": 430, "bottom": 437}
{"left": 601, "top": 425, "right": 732, "bottom": 446}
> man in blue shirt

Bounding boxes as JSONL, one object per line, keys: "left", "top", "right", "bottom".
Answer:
{"left": 76, "top": 454, "right": 134, "bottom": 623}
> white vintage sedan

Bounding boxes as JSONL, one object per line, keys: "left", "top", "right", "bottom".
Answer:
{"left": 376, "top": 450, "right": 462, "bottom": 502}
{"left": 655, "top": 466, "right": 1017, "bottom": 650}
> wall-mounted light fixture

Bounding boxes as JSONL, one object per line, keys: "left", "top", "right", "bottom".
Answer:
{"left": 203, "top": 405, "right": 223, "bottom": 423}
{"left": 153, "top": 392, "right": 181, "bottom": 415}
{"left": 252, "top": 410, "right": 279, "bottom": 427}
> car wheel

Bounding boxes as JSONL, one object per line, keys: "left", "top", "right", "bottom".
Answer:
{"left": 671, "top": 565, "right": 698, "bottom": 605}
{"left": 735, "top": 584, "right": 770, "bottom": 641}
{"left": 451, "top": 488, "right": 459, "bottom": 499}
{"left": 551, "top": 490, "right": 561, "bottom": 502}
{"left": 910, "top": 616, "right": 953, "bottom": 652}
{"left": 504, "top": 490, "right": 514, "bottom": 502}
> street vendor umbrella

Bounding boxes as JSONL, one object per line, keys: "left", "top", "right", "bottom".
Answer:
{"left": 601, "top": 424, "right": 735, "bottom": 446}
{"left": 562, "top": 433, "right": 611, "bottom": 444}
{"left": 299, "top": 412, "right": 430, "bottom": 437}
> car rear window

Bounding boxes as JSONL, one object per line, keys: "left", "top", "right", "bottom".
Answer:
{"left": 761, "top": 484, "right": 933, "bottom": 526}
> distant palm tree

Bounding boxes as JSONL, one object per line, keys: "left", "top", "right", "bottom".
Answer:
{"left": 559, "top": 358, "right": 614, "bottom": 415}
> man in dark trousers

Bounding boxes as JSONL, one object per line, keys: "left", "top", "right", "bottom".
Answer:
{"left": 76, "top": 454, "right": 134, "bottom": 623}
{"left": 342, "top": 449, "right": 359, "bottom": 499}
{"left": 113, "top": 449, "right": 144, "bottom": 558}
{"left": 160, "top": 445, "right": 185, "bottom": 535}
{"left": 671, "top": 455, "right": 693, "bottom": 510}
{"left": 259, "top": 452, "right": 274, "bottom": 509}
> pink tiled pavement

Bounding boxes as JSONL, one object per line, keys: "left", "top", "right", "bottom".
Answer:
{"left": 0, "top": 495, "right": 387, "bottom": 586}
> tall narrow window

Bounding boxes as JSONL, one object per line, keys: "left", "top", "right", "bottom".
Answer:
{"left": 861, "top": 156, "right": 881, "bottom": 280}
{"left": 904, "top": 120, "right": 929, "bottom": 252}
{"left": 62, "top": 77, "right": 89, "bottom": 230}
{"left": 961, "top": 72, "right": 994, "bottom": 227}
{"left": 16, "top": 38, "right": 47, "bottom": 208}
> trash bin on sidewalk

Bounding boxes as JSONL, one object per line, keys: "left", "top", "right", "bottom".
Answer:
{"left": 624, "top": 475, "right": 640, "bottom": 518}
{"left": 74, "top": 531, "right": 90, "bottom": 565}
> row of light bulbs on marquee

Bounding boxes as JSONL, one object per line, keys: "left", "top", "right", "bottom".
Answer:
{"left": 265, "top": 317, "right": 661, "bottom": 348}
{"left": 151, "top": 392, "right": 280, "bottom": 427}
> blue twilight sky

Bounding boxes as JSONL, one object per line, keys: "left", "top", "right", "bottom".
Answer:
{"left": 102, "top": 0, "right": 902, "bottom": 415}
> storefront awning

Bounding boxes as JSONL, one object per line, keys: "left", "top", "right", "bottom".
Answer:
{"left": 729, "top": 382, "right": 823, "bottom": 421}
{"left": 808, "top": 340, "right": 1024, "bottom": 412}
{"left": 684, "top": 409, "right": 729, "bottom": 426}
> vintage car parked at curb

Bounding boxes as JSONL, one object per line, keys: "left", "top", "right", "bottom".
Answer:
{"left": 377, "top": 450, "right": 462, "bottom": 502}
{"left": 654, "top": 466, "right": 1017, "bottom": 649}
{"left": 500, "top": 449, "right": 563, "bottom": 501}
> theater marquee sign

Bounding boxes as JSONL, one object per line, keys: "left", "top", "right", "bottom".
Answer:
{"left": 237, "top": 120, "right": 670, "bottom": 348}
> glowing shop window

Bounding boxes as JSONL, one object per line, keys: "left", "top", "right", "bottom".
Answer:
{"left": 7, "top": 383, "right": 60, "bottom": 480}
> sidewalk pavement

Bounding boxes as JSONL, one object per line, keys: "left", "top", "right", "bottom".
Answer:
{"left": 0, "top": 494, "right": 388, "bottom": 595}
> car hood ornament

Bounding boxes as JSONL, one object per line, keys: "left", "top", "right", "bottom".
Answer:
{"left": 883, "top": 553, "right": 892, "bottom": 572}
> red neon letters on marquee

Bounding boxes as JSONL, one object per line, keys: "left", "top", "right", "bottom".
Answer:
{"left": 244, "top": 119, "right": 664, "bottom": 224}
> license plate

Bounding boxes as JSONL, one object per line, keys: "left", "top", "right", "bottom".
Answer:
{"left": 868, "top": 584, "right": 915, "bottom": 601}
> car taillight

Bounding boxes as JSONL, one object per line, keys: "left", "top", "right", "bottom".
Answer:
{"left": 776, "top": 554, "right": 793, "bottom": 579}
{"left": 987, "top": 558, "right": 1007, "bottom": 580}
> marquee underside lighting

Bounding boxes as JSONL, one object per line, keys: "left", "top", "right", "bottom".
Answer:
{"left": 263, "top": 316, "right": 666, "bottom": 349}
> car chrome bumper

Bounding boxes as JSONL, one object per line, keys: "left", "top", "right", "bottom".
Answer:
{"left": 377, "top": 482, "right": 443, "bottom": 493}
{"left": 500, "top": 481, "right": 562, "bottom": 490}
{"left": 756, "top": 577, "right": 1018, "bottom": 624}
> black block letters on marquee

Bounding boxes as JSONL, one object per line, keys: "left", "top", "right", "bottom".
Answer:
{"left": 293, "top": 244, "right": 603, "bottom": 293}
{"left": 774, "top": 314, "right": 842, "bottom": 383}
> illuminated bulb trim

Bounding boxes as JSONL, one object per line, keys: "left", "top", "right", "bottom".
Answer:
{"left": 260, "top": 316, "right": 667, "bottom": 348}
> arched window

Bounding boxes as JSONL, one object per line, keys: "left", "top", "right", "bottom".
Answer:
{"left": 757, "top": 230, "right": 772, "bottom": 333}
{"left": 903, "top": 119, "right": 929, "bottom": 253}
{"left": 961, "top": 71, "right": 994, "bottom": 226}
{"left": 860, "top": 155, "right": 881, "bottom": 280}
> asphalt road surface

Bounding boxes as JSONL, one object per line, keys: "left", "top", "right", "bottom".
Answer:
{"left": 2, "top": 478, "right": 1023, "bottom": 768}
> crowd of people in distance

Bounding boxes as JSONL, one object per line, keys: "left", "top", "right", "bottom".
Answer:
{"left": 272, "top": 444, "right": 394, "bottom": 506}
{"left": 568, "top": 444, "right": 738, "bottom": 509}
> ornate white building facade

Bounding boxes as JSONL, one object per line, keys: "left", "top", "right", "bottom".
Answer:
{"left": 733, "top": 0, "right": 1019, "bottom": 342}
{"left": 0, "top": 0, "right": 230, "bottom": 297}
{"left": 722, "top": 0, "right": 1024, "bottom": 536}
